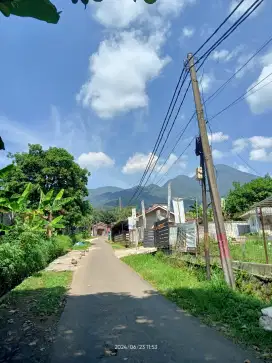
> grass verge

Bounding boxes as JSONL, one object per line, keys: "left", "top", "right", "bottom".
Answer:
{"left": 200, "top": 238, "right": 272, "bottom": 264}
{"left": 123, "top": 253, "right": 272, "bottom": 360}
{"left": 0, "top": 271, "right": 72, "bottom": 363}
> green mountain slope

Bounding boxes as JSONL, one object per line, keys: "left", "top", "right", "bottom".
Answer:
{"left": 87, "top": 165, "right": 258, "bottom": 209}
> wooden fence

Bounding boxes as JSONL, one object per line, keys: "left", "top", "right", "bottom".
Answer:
{"left": 154, "top": 218, "right": 170, "bottom": 249}
{"left": 143, "top": 229, "right": 155, "bottom": 248}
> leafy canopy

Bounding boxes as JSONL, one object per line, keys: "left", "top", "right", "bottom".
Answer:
{"left": 1, "top": 144, "right": 90, "bottom": 228}
{"left": 225, "top": 175, "right": 272, "bottom": 218}
{"left": 0, "top": 0, "right": 157, "bottom": 24}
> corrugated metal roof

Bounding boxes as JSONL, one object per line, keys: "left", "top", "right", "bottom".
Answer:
{"left": 251, "top": 195, "right": 272, "bottom": 209}
{"left": 240, "top": 195, "right": 272, "bottom": 218}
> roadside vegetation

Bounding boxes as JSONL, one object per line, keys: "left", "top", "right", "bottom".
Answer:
{"left": 0, "top": 144, "right": 95, "bottom": 362}
{"left": 0, "top": 270, "right": 72, "bottom": 363}
{"left": 198, "top": 237, "right": 272, "bottom": 264}
{"left": 123, "top": 252, "right": 272, "bottom": 360}
{"left": 0, "top": 144, "right": 94, "bottom": 297}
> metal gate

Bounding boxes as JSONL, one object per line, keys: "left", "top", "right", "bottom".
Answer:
{"left": 143, "top": 229, "right": 155, "bottom": 247}
{"left": 175, "top": 221, "right": 197, "bottom": 252}
{"left": 154, "top": 218, "right": 169, "bottom": 249}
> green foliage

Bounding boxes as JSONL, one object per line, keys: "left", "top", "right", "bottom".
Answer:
{"left": 92, "top": 206, "right": 135, "bottom": 225}
{"left": 0, "top": 0, "right": 157, "bottom": 24}
{"left": 0, "top": 231, "right": 72, "bottom": 296}
{"left": 225, "top": 175, "right": 272, "bottom": 218}
{"left": 1, "top": 144, "right": 90, "bottom": 228}
{"left": 0, "top": 0, "right": 61, "bottom": 23}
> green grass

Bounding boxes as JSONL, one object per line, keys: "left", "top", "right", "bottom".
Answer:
{"left": 200, "top": 239, "right": 272, "bottom": 264}
{"left": 123, "top": 253, "right": 272, "bottom": 358}
{"left": 110, "top": 242, "right": 126, "bottom": 250}
{"left": 3, "top": 271, "right": 72, "bottom": 315}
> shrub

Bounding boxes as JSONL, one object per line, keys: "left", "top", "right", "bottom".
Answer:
{"left": 52, "top": 235, "right": 73, "bottom": 257}
{"left": 0, "top": 231, "right": 73, "bottom": 297}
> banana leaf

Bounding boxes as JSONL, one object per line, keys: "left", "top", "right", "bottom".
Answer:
{"left": 0, "top": 0, "right": 61, "bottom": 24}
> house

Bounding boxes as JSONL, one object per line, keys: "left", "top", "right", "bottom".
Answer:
{"left": 137, "top": 204, "right": 175, "bottom": 230}
{"left": 240, "top": 196, "right": 272, "bottom": 236}
{"left": 92, "top": 222, "right": 109, "bottom": 237}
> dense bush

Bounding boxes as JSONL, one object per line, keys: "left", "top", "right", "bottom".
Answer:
{"left": 0, "top": 232, "right": 73, "bottom": 296}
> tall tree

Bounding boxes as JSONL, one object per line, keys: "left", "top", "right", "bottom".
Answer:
{"left": 1, "top": 144, "right": 90, "bottom": 228}
{"left": 225, "top": 175, "right": 272, "bottom": 218}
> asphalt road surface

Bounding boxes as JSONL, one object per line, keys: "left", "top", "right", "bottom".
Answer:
{"left": 50, "top": 237, "right": 261, "bottom": 363}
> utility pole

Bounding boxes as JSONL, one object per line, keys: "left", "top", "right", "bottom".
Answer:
{"left": 167, "top": 182, "right": 171, "bottom": 221}
{"left": 199, "top": 139, "right": 211, "bottom": 280}
{"left": 188, "top": 53, "right": 235, "bottom": 288}
{"left": 141, "top": 200, "right": 146, "bottom": 229}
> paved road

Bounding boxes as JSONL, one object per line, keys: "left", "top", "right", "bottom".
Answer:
{"left": 50, "top": 238, "right": 261, "bottom": 363}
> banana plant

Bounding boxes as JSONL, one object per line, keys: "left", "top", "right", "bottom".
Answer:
{"left": 0, "top": 0, "right": 157, "bottom": 24}
{"left": 38, "top": 188, "right": 73, "bottom": 237}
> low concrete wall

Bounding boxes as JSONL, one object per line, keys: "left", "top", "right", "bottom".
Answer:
{"left": 178, "top": 254, "right": 272, "bottom": 279}
{"left": 232, "top": 261, "right": 272, "bottom": 278}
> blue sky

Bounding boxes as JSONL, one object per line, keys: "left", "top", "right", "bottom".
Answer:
{"left": 0, "top": 0, "right": 271, "bottom": 189}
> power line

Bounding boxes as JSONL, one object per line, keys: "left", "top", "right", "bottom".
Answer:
{"left": 195, "top": 0, "right": 264, "bottom": 71}
{"left": 150, "top": 113, "right": 195, "bottom": 185}
{"left": 191, "top": 0, "right": 246, "bottom": 59}
{"left": 210, "top": 70, "right": 272, "bottom": 122}
{"left": 131, "top": 79, "right": 192, "bottom": 202}
{"left": 235, "top": 152, "right": 261, "bottom": 176}
{"left": 127, "top": 0, "right": 260, "bottom": 205}
{"left": 151, "top": 137, "right": 195, "bottom": 189}
{"left": 204, "top": 34, "right": 272, "bottom": 106}
{"left": 128, "top": 68, "right": 189, "bottom": 203}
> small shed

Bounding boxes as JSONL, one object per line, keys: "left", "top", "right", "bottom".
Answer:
{"left": 92, "top": 222, "right": 109, "bottom": 237}
{"left": 241, "top": 198, "right": 272, "bottom": 236}
{"left": 137, "top": 204, "right": 175, "bottom": 230}
{"left": 241, "top": 196, "right": 272, "bottom": 264}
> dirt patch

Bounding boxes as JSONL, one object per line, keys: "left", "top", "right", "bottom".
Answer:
{"left": 0, "top": 271, "right": 72, "bottom": 363}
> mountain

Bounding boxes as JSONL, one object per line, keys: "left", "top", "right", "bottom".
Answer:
{"left": 87, "top": 165, "right": 258, "bottom": 210}
{"left": 87, "top": 186, "right": 123, "bottom": 208}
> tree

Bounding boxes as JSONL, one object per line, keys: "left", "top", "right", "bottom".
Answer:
{"left": 0, "top": 0, "right": 157, "bottom": 24}
{"left": 187, "top": 201, "right": 203, "bottom": 219}
{"left": 225, "top": 175, "right": 272, "bottom": 218}
{"left": 1, "top": 144, "right": 90, "bottom": 228}
{"left": 38, "top": 188, "right": 73, "bottom": 237}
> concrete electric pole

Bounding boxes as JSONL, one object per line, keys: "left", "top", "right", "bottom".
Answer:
{"left": 167, "top": 182, "right": 171, "bottom": 221}
{"left": 188, "top": 53, "right": 235, "bottom": 289}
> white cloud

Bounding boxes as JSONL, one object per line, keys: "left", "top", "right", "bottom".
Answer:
{"left": 249, "top": 136, "right": 272, "bottom": 149}
{"left": 122, "top": 152, "right": 158, "bottom": 174}
{"left": 212, "top": 149, "right": 225, "bottom": 159}
{"left": 158, "top": 153, "right": 187, "bottom": 174}
{"left": 235, "top": 53, "right": 258, "bottom": 79}
{"left": 233, "top": 163, "right": 251, "bottom": 173}
{"left": 76, "top": 30, "right": 170, "bottom": 119}
{"left": 91, "top": 0, "right": 195, "bottom": 29}
{"left": 229, "top": 0, "right": 263, "bottom": 20}
{"left": 80, "top": 0, "right": 197, "bottom": 119}
{"left": 77, "top": 152, "right": 115, "bottom": 169}
{"left": 181, "top": 26, "right": 195, "bottom": 38}
{"left": 250, "top": 148, "right": 272, "bottom": 162}
{"left": 208, "top": 131, "right": 229, "bottom": 143}
{"left": 232, "top": 138, "right": 248, "bottom": 153}
{"left": 200, "top": 74, "right": 214, "bottom": 93}
{"left": 122, "top": 151, "right": 187, "bottom": 174}
{"left": 246, "top": 58, "right": 272, "bottom": 114}
{"left": 212, "top": 45, "right": 244, "bottom": 62}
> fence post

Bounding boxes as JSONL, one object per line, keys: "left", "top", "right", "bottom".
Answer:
{"left": 259, "top": 207, "right": 269, "bottom": 264}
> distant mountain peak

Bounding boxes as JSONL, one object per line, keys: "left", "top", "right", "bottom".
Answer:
{"left": 87, "top": 165, "right": 257, "bottom": 208}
